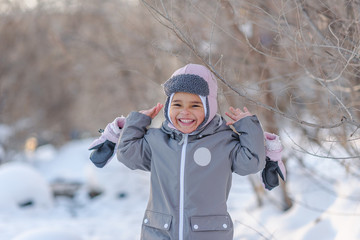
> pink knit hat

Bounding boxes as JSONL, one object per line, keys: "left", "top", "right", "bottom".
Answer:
{"left": 163, "top": 64, "right": 218, "bottom": 129}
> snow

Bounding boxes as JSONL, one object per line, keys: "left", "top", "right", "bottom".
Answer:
{"left": 0, "top": 129, "right": 359, "bottom": 240}
{"left": 12, "top": 229, "right": 82, "bottom": 240}
{"left": 0, "top": 162, "right": 53, "bottom": 212}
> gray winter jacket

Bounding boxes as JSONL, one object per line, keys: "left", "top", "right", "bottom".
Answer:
{"left": 117, "top": 111, "right": 266, "bottom": 240}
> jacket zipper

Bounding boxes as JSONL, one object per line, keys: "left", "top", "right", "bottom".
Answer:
{"left": 179, "top": 134, "right": 188, "bottom": 240}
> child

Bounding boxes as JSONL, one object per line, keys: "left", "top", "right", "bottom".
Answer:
{"left": 89, "top": 64, "right": 285, "bottom": 240}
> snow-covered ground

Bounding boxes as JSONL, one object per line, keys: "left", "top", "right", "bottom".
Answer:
{"left": 0, "top": 134, "right": 359, "bottom": 240}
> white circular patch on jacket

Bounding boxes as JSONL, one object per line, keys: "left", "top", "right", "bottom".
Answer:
{"left": 193, "top": 147, "right": 211, "bottom": 166}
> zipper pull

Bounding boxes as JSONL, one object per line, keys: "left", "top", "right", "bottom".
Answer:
{"left": 178, "top": 134, "right": 188, "bottom": 145}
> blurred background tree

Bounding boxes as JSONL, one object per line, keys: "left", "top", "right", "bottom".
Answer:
{"left": 0, "top": 0, "right": 176, "bottom": 149}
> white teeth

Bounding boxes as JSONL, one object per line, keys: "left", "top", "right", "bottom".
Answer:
{"left": 180, "top": 119, "right": 193, "bottom": 123}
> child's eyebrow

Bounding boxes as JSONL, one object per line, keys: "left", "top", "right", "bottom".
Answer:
{"left": 172, "top": 99, "right": 203, "bottom": 105}
{"left": 191, "top": 101, "right": 203, "bottom": 104}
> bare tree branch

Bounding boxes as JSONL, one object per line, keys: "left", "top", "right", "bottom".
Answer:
{"left": 141, "top": 0, "right": 360, "bottom": 131}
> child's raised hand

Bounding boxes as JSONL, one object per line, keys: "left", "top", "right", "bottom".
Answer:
{"left": 139, "top": 103, "right": 164, "bottom": 119}
{"left": 225, "top": 106, "right": 253, "bottom": 125}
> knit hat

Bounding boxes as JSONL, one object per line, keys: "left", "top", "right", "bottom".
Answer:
{"left": 163, "top": 64, "right": 218, "bottom": 130}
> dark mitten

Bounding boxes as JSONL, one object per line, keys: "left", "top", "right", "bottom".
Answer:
{"left": 89, "top": 140, "right": 116, "bottom": 168}
{"left": 88, "top": 117, "right": 126, "bottom": 168}
{"left": 262, "top": 157, "right": 285, "bottom": 190}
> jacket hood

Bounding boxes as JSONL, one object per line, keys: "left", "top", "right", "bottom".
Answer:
{"left": 163, "top": 64, "right": 218, "bottom": 131}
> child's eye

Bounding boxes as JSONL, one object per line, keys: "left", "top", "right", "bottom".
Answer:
{"left": 192, "top": 104, "right": 202, "bottom": 108}
{"left": 172, "top": 103, "right": 182, "bottom": 107}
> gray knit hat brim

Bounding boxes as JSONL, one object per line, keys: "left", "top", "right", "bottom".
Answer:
{"left": 163, "top": 74, "right": 210, "bottom": 97}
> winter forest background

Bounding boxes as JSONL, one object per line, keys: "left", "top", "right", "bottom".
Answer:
{"left": 0, "top": 0, "right": 360, "bottom": 239}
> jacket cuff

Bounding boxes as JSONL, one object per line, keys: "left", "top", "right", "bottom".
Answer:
{"left": 126, "top": 111, "right": 152, "bottom": 127}
{"left": 232, "top": 115, "right": 261, "bottom": 134}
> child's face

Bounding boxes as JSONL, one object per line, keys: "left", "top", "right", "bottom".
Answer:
{"left": 169, "top": 92, "right": 205, "bottom": 134}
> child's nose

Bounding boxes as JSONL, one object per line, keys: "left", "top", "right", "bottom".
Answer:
{"left": 180, "top": 108, "right": 191, "bottom": 114}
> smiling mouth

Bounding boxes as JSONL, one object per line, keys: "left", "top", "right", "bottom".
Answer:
{"left": 178, "top": 119, "right": 195, "bottom": 125}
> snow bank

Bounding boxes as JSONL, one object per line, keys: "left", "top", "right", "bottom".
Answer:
{"left": 0, "top": 135, "right": 359, "bottom": 240}
{"left": 0, "top": 162, "right": 53, "bottom": 212}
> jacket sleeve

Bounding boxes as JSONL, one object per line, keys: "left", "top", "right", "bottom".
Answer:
{"left": 116, "top": 111, "right": 152, "bottom": 171}
{"left": 230, "top": 115, "right": 266, "bottom": 176}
